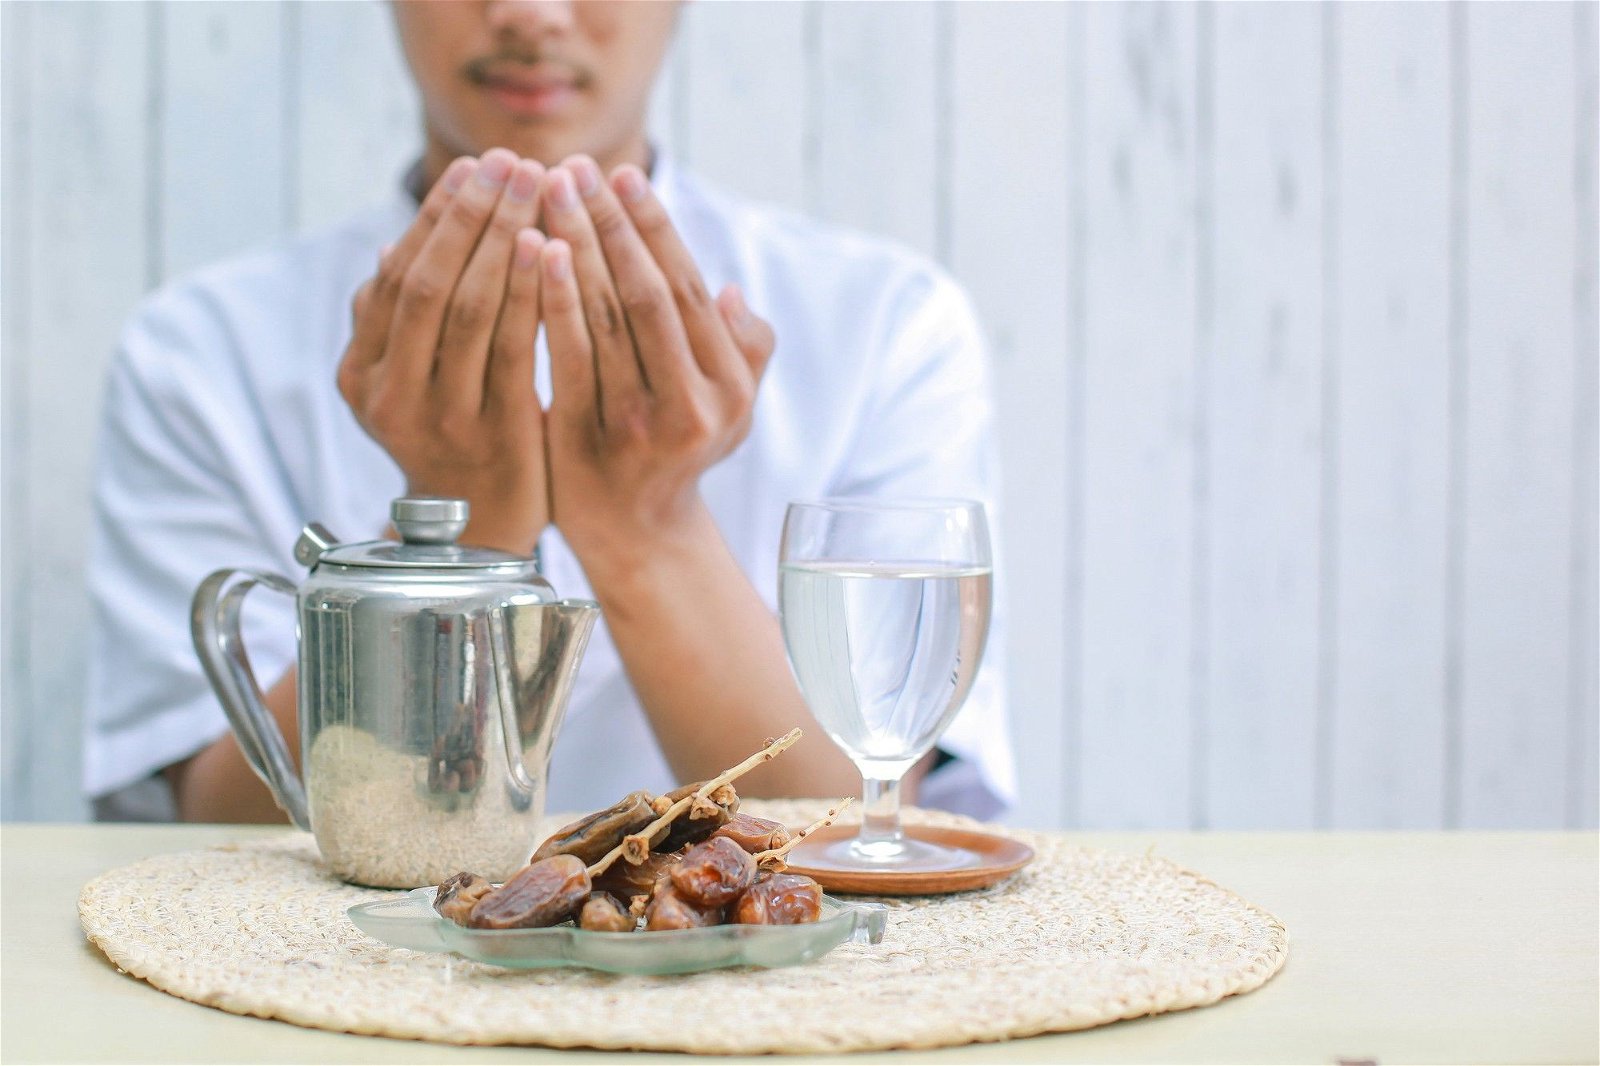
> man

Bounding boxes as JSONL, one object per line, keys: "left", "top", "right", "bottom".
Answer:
{"left": 85, "top": 1, "right": 1014, "bottom": 822}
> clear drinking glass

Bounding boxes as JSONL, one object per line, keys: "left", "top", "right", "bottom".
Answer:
{"left": 778, "top": 498, "right": 993, "bottom": 871}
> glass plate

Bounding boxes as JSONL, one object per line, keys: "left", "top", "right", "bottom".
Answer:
{"left": 348, "top": 887, "right": 888, "bottom": 975}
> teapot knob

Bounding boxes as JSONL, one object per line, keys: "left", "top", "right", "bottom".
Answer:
{"left": 392, "top": 496, "right": 469, "bottom": 545}
{"left": 293, "top": 523, "right": 341, "bottom": 568}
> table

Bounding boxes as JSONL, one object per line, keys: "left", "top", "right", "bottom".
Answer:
{"left": 2, "top": 824, "right": 1594, "bottom": 1064}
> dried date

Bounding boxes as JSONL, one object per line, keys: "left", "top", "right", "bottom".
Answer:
{"left": 468, "top": 854, "right": 590, "bottom": 929}
{"left": 669, "top": 836, "right": 757, "bottom": 908}
{"left": 592, "top": 848, "right": 682, "bottom": 901}
{"left": 433, "top": 871, "right": 494, "bottom": 926}
{"left": 653, "top": 781, "right": 739, "bottom": 852}
{"left": 644, "top": 884, "right": 723, "bottom": 931}
{"left": 532, "top": 790, "right": 657, "bottom": 866}
{"left": 732, "top": 872, "right": 823, "bottom": 926}
{"left": 710, "top": 813, "right": 791, "bottom": 853}
{"left": 578, "top": 891, "right": 635, "bottom": 933}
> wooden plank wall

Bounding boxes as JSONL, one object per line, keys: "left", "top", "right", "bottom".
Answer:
{"left": 2, "top": 1, "right": 1594, "bottom": 829}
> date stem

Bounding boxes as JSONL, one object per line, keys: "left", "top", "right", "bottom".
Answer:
{"left": 754, "top": 797, "right": 854, "bottom": 871}
{"left": 588, "top": 728, "right": 804, "bottom": 877}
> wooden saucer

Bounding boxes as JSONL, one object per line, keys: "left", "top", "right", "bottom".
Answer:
{"left": 783, "top": 824, "right": 1035, "bottom": 896}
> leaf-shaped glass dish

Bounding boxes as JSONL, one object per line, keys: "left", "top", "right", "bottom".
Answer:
{"left": 349, "top": 887, "right": 888, "bottom": 975}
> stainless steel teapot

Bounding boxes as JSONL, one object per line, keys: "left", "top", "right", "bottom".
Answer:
{"left": 191, "top": 496, "right": 598, "bottom": 887}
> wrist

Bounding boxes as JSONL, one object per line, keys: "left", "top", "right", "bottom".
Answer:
{"left": 404, "top": 474, "right": 546, "bottom": 556}
{"left": 462, "top": 517, "right": 546, "bottom": 556}
{"left": 569, "top": 500, "right": 728, "bottom": 617}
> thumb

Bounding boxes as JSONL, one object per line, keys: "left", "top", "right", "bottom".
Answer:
{"left": 716, "top": 283, "right": 775, "bottom": 382}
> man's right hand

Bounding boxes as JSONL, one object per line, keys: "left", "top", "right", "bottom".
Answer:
{"left": 337, "top": 148, "right": 550, "bottom": 554}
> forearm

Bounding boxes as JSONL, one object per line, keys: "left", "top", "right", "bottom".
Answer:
{"left": 165, "top": 667, "right": 299, "bottom": 823}
{"left": 577, "top": 506, "right": 859, "bottom": 799}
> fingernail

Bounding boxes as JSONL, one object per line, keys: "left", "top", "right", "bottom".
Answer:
{"left": 614, "top": 166, "right": 649, "bottom": 204}
{"left": 507, "top": 161, "right": 539, "bottom": 203}
{"left": 570, "top": 157, "right": 602, "bottom": 198}
{"left": 476, "top": 150, "right": 514, "bottom": 189}
{"left": 515, "top": 229, "right": 543, "bottom": 269}
{"left": 443, "top": 158, "right": 476, "bottom": 193}
{"left": 378, "top": 242, "right": 395, "bottom": 264}
{"left": 548, "top": 169, "right": 580, "bottom": 211}
{"left": 545, "top": 240, "right": 571, "bottom": 281}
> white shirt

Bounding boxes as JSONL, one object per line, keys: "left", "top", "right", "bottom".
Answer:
{"left": 84, "top": 157, "right": 1016, "bottom": 820}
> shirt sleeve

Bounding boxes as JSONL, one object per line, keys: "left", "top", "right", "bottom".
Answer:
{"left": 83, "top": 283, "right": 300, "bottom": 801}
{"left": 827, "top": 263, "right": 1018, "bottom": 819}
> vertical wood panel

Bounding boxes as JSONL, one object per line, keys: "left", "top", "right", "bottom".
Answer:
{"left": 1569, "top": 0, "right": 1598, "bottom": 830}
{"left": 948, "top": 1, "right": 1071, "bottom": 829}
{"left": 678, "top": 1, "right": 807, "bottom": 211}
{"left": 811, "top": 1, "right": 939, "bottom": 259}
{"left": 0, "top": 2, "right": 1592, "bottom": 829}
{"left": 21, "top": 0, "right": 152, "bottom": 822}
{"left": 2, "top": 0, "right": 34, "bottom": 818}
{"left": 1329, "top": 3, "right": 1452, "bottom": 828}
{"left": 1077, "top": 4, "right": 1201, "bottom": 828}
{"left": 294, "top": 0, "right": 418, "bottom": 230}
{"left": 159, "top": 1, "right": 289, "bottom": 278}
{"left": 1459, "top": 4, "right": 1577, "bottom": 827}
{"left": 1204, "top": 6, "right": 1324, "bottom": 828}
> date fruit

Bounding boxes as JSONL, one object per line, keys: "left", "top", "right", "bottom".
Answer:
{"left": 710, "top": 813, "right": 791, "bottom": 853}
{"left": 532, "top": 790, "right": 657, "bottom": 866}
{"left": 732, "top": 872, "right": 824, "bottom": 926}
{"left": 670, "top": 836, "right": 757, "bottom": 908}
{"left": 433, "top": 871, "right": 494, "bottom": 926}
{"left": 644, "top": 884, "right": 723, "bottom": 931}
{"left": 578, "top": 891, "right": 635, "bottom": 932}
{"left": 468, "top": 854, "right": 591, "bottom": 929}
{"left": 592, "top": 848, "right": 682, "bottom": 900}
{"left": 654, "top": 781, "right": 739, "bottom": 852}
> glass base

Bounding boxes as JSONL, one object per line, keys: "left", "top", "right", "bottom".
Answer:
{"left": 811, "top": 833, "right": 978, "bottom": 873}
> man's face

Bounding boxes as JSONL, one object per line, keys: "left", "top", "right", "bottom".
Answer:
{"left": 392, "top": 1, "right": 679, "bottom": 169}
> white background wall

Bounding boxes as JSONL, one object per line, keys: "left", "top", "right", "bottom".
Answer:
{"left": 2, "top": 1, "right": 1595, "bottom": 829}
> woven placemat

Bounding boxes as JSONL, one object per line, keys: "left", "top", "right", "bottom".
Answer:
{"left": 79, "top": 802, "right": 1288, "bottom": 1054}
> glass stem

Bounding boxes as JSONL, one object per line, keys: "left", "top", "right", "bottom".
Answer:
{"left": 858, "top": 773, "right": 905, "bottom": 848}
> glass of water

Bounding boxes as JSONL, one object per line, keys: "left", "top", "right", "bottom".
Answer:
{"left": 779, "top": 498, "right": 993, "bottom": 870}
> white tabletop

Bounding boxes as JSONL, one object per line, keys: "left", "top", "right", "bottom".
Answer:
{"left": 2, "top": 823, "right": 1595, "bottom": 1063}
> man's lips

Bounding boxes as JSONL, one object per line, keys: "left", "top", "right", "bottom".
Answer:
{"left": 478, "top": 68, "right": 582, "bottom": 118}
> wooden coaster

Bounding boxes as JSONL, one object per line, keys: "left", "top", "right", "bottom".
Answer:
{"left": 783, "top": 823, "right": 1035, "bottom": 895}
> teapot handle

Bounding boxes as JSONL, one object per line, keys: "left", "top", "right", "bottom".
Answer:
{"left": 487, "top": 603, "right": 538, "bottom": 809}
{"left": 190, "top": 568, "right": 310, "bottom": 830}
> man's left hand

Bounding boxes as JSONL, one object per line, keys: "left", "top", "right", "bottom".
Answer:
{"left": 536, "top": 155, "right": 775, "bottom": 577}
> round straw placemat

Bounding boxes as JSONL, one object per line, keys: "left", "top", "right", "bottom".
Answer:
{"left": 79, "top": 802, "right": 1288, "bottom": 1054}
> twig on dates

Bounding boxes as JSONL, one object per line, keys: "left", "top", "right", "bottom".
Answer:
{"left": 753, "top": 797, "right": 854, "bottom": 871}
{"left": 587, "top": 728, "right": 804, "bottom": 877}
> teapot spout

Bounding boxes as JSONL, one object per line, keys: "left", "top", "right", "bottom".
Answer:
{"left": 489, "top": 596, "right": 599, "bottom": 807}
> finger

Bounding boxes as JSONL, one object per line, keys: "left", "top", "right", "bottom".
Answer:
{"left": 383, "top": 147, "right": 518, "bottom": 389}
{"left": 542, "top": 164, "right": 644, "bottom": 411}
{"left": 343, "top": 157, "right": 476, "bottom": 377}
{"left": 436, "top": 158, "right": 544, "bottom": 415}
{"left": 610, "top": 163, "right": 745, "bottom": 384}
{"left": 566, "top": 155, "right": 696, "bottom": 396}
{"left": 716, "top": 283, "right": 776, "bottom": 384}
{"left": 486, "top": 227, "right": 545, "bottom": 417}
{"left": 390, "top": 157, "right": 477, "bottom": 278}
{"left": 539, "top": 238, "right": 599, "bottom": 428}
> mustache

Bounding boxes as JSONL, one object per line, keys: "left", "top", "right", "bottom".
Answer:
{"left": 463, "top": 51, "right": 592, "bottom": 86}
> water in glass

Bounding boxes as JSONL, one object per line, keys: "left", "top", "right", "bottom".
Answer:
{"left": 779, "top": 560, "right": 991, "bottom": 779}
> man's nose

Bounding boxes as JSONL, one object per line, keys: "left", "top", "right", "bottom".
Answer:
{"left": 486, "top": 1, "right": 576, "bottom": 40}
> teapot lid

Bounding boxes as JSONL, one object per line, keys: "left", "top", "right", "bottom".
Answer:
{"left": 298, "top": 497, "right": 536, "bottom": 573}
